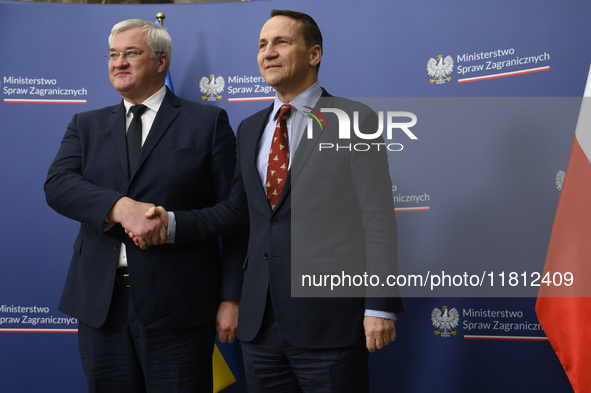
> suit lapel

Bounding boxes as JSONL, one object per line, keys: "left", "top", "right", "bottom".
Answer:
{"left": 288, "top": 92, "right": 334, "bottom": 189}
{"left": 109, "top": 102, "right": 131, "bottom": 180}
{"left": 132, "top": 89, "right": 181, "bottom": 180}
{"left": 246, "top": 105, "right": 276, "bottom": 210}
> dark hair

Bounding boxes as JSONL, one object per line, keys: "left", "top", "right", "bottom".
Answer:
{"left": 270, "top": 9, "right": 323, "bottom": 72}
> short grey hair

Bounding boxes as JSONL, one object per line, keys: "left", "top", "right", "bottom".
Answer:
{"left": 108, "top": 19, "right": 172, "bottom": 74}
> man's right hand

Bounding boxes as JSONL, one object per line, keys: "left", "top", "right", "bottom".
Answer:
{"left": 108, "top": 197, "right": 167, "bottom": 249}
{"left": 126, "top": 205, "right": 169, "bottom": 248}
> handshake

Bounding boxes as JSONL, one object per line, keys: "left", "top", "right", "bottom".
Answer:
{"left": 107, "top": 196, "right": 169, "bottom": 250}
{"left": 107, "top": 196, "right": 240, "bottom": 342}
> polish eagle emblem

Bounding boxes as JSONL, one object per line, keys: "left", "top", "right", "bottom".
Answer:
{"left": 427, "top": 55, "right": 454, "bottom": 84}
{"left": 199, "top": 74, "right": 225, "bottom": 101}
{"left": 432, "top": 305, "right": 459, "bottom": 338}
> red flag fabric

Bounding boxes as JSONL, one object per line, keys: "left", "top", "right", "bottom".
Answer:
{"left": 536, "top": 65, "right": 591, "bottom": 393}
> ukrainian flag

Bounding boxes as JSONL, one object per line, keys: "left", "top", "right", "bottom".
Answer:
{"left": 213, "top": 337, "right": 241, "bottom": 392}
{"left": 164, "top": 72, "right": 174, "bottom": 94}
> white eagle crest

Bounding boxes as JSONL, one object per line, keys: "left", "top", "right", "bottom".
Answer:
{"left": 427, "top": 55, "right": 454, "bottom": 85}
{"left": 432, "top": 305, "right": 459, "bottom": 338}
{"left": 200, "top": 74, "right": 225, "bottom": 102}
{"left": 555, "top": 170, "right": 565, "bottom": 191}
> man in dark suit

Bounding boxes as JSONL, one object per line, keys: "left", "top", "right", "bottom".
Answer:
{"left": 141, "top": 10, "right": 404, "bottom": 393}
{"left": 44, "top": 19, "right": 244, "bottom": 392}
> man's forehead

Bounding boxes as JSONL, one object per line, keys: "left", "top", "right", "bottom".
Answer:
{"left": 260, "top": 16, "right": 302, "bottom": 39}
{"left": 112, "top": 28, "right": 147, "bottom": 42}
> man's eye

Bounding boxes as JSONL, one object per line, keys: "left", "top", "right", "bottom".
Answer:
{"left": 109, "top": 52, "right": 119, "bottom": 59}
{"left": 126, "top": 50, "right": 140, "bottom": 57}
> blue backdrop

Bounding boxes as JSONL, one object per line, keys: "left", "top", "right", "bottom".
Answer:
{"left": 1, "top": 0, "right": 590, "bottom": 391}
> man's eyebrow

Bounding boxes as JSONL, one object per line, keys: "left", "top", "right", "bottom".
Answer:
{"left": 108, "top": 46, "right": 141, "bottom": 51}
{"left": 259, "top": 35, "right": 292, "bottom": 44}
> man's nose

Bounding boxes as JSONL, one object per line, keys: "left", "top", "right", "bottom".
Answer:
{"left": 113, "top": 54, "right": 130, "bottom": 67}
{"left": 262, "top": 44, "right": 278, "bottom": 58}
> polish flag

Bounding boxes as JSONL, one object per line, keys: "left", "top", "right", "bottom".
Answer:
{"left": 536, "top": 65, "right": 591, "bottom": 393}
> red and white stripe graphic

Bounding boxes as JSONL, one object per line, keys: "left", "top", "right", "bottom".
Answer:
{"left": 458, "top": 66, "right": 549, "bottom": 83}
{"left": 4, "top": 99, "right": 86, "bottom": 104}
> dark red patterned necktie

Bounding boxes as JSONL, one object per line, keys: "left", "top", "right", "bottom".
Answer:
{"left": 266, "top": 104, "right": 291, "bottom": 210}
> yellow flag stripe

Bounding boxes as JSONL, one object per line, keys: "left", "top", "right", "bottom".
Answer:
{"left": 212, "top": 344, "right": 237, "bottom": 392}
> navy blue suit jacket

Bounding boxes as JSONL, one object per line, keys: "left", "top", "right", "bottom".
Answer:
{"left": 45, "top": 88, "right": 245, "bottom": 330}
{"left": 175, "top": 89, "right": 403, "bottom": 349}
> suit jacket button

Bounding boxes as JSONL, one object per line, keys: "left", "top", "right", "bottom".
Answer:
{"left": 113, "top": 245, "right": 118, "bottom": 251}
{"left": 264, "top": 253, "right": 269, "bottom": 260}
{"left": 270, "top": 217, "right": 278, "bottom": 225}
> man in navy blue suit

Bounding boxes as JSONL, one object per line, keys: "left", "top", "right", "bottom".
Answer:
{"left": 141, "top": 10, "right": 404, "bottom": 392}
{"left": 44, "top": 19, "right": 245, "bottom": 392}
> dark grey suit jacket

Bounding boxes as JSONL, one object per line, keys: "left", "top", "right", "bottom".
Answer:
{"left": 175, "top": 88, "right": 403, "bottom": 348}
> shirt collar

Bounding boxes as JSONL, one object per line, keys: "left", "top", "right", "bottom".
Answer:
{"left": 271, "top": 82, "right": 322, "bottom": 119}
{"left": 123, "top": 84, "right": 167, "bottom": 115}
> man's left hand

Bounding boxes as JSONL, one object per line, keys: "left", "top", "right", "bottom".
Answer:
{"left": 216, "top": 300, "right": 239, "bottom": 344}
{"left": 363, "top": 316, "right": 396, "bottom": 352}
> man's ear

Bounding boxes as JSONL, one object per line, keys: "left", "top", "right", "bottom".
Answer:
{"left": 157, "top": 53, "right": 168, "bottom": 74}
{"left": 309, "top": 45, "right": 322, "bottom": 67}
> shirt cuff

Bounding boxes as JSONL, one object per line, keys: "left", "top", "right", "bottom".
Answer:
{"left": 365, "top": 309, "right": 397, "bottom": 321}
{"left": 103, "top": 218, "right": 115, "bottom": 232}
{"left": 166, "top": 211, "right": 176, "bottom": 244}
